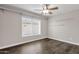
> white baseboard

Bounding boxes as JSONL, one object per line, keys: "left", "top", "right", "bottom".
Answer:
{"left": 48, "top": 37, "right": 79, "bottom": 46}
{"left": 0, "top": 38, "right": 44, "bottom": 49}
{"left": 0, "top": 37, "right": 79, "bottom": 49}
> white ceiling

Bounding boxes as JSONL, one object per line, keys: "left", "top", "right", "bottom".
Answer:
{"left": 6, "top": 4, "right": 79, "bottom": 16}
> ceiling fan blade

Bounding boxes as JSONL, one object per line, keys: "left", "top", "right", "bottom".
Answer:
{"left": 48, "top": 7, "right": 58, "bottom": 10}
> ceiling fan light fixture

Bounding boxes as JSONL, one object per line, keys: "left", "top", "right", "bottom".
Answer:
{"left": 42, "top": 10, "right": 49, "bottom": 14}
{"left": 34, "top": 4, "right": 58, "bottom": 15}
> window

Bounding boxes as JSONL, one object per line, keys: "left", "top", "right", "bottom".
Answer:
{"left": 22, "top": 16, "right": 41, "bottom": 37}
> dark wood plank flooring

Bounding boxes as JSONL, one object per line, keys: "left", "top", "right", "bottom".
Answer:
{"left": 0, "top": 38, "right": 79, "bottom": 54}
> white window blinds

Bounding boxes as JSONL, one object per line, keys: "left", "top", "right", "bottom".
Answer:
{"left": 22, "top": 16, "right": 41, "bottom": 37}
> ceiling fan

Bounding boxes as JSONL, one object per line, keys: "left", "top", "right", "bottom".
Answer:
{"left": 35, "top": 4, "right": 58, "bottom": 15}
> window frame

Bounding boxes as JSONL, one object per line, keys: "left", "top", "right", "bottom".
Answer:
{"left": 22, "top": 16, "right": 41, "bottom": 37}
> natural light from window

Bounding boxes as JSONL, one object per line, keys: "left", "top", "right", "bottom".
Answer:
{"left": 22, "top": 16, "right": 41, "bottom": 37}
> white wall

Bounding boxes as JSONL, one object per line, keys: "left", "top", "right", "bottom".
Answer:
{"left": 48, "top": 10, "right": 79, "bottom": 45}
{"left": 0, "top": 6, "right": 48, "bottom": 49}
